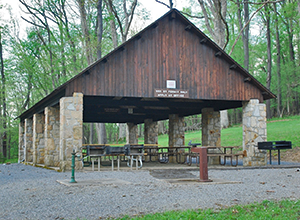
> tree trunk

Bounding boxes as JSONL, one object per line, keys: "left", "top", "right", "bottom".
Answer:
{"left": 96, "top": 123, "right": 107, "bottom": 144}
{"left": 97, "top": 0, "right": 103, "bottom": 59}
{"left": 94, "top": 0, "right": 107, "bottom": 144}
{"left": 243, "top": 1, "right": 249, "bottom": 71}
{"left": 118, "top": 123, "right": 126, "bottom": 140}
{"left": 274, "top": 3, "right": 282, "bottom": 117}
{"left": 89, "top": 123, "right": 94, "bottom": 144}
{"left": 0, "top": 30, "right": 7, "bottom": 158}
{"left": 106, "top": 3, "right": 118, "bottom": 48}
{"left": 77, "top": 0, "right": 93, "bottom": 65}
{"left": 265, "top": 5, "right": 272, "bottom": 119}
{"left": 158, "top": 121, "right": 165, "bottom": 135}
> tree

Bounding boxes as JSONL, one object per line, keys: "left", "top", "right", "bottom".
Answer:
{"left": 105, "top": 0, "right": 137, "bottom": 43}
{"left": 0, "top": 26, "right": 7, "bottom": 158}
{"left": 95, "top": 0, "right": 107, "bottom": 144}
{"left": 197, "top": 0, "right": 228, "bottom": 49}
{"left": 273, "top": 2, "right": 282, "bottom": 117}
{"left": 264, "top": 2, "right": 272, "bottom": 119}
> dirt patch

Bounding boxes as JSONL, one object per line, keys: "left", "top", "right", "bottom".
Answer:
{"left": 267, "top": 119, "right": 290, "bottom": 123}
{"left": 280, "top": 147, "right": 300, "bottom": 163}
{"left": 150, "top": 169, "right": 197, "bottom": 179}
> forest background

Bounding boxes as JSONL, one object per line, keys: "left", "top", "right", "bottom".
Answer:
{"left": 0, "top": 0, "right": 299, "bottom": 161}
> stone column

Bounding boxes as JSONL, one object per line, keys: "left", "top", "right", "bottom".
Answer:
{"left": 33, "top": 113, "right": 45, "bottom": 165}
{"left": 18, "top": 121, "right": 25, "bottom": 163}
{"left": 144, "top": 119, "right": 158, "bottom": 161}
{"left": 243, "top": 99, "right": 267, "bottom": 166}
{"left": 24, "top": 118, "right": 33, "bottom": 162}
{"left": 44, "top": 106, "right": 60, "bottom": 167}
{"left": 169, "top": 114, "right": 185, "bottom": 163}
{"left": 126, "top": 123, "right": 138, "bottom": 144}
{"left": 202, "top": 108, "right": 221, "bottom": 165}
{"left": 60, "top": 93, "right": 83, "bottom": 171}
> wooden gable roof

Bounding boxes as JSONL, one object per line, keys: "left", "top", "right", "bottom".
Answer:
{"left": 19, "top": 9, "right": 275, "bottom": 123}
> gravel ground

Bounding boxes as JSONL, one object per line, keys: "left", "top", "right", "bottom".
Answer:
{"left": 1, "top": 163, "right": 300, "bottom": 220}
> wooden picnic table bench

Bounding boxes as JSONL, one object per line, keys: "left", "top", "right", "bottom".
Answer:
{"left": 187, "top": 146, "right": 246, "bottom": 166}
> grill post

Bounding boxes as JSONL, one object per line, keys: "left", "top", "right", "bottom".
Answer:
{"left": 191, "top": 147, "right": 212, "bottom": 182}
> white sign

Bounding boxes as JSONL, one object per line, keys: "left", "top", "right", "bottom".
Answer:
{"left": 154, "top": 89, "right": 189, "bottom": 98}
{"left": 166, "top": 80, "right": 176, "bottom": 89}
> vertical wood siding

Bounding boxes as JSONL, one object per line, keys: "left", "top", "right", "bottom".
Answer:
{"left": 66, "top": 14, "right": 263, "bottom": 102}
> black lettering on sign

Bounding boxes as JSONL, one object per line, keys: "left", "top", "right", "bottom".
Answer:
{"left": 154, "top": 89, "right": 189, "bottom": 98}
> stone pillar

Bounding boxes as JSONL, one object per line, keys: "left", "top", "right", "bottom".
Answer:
{"left": 18, "top": 121, "right": 25, "bottom": 163}
{"left": 60, "top": 93, "right": 83, "bottom": 171}
{"left": 202, "top": 108, "right": 221, "bottom": 165}
{"left": 144, "top": 119, "right": 158, "bottom": 144}
{"left": 169, "top": 114, "right": 185, "bottom": 163}
{"left": 33, "top": 113, "right": 45, "bottom": 164}
{"left": 126, "top": 123, "right": 138, "bottom": 144}
{"left": 144, "top": 119, "right": 158, "bottom": 161}
{"left": 24, "top": 118, "right": 33, "bottom": 162}
{"left": 44, "top": 106, "right": 60, "bottom": 167}
{"left": 243, "top": 99, "right": 267, "bottom": 166}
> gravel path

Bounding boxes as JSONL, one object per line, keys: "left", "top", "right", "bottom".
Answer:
{"left": 1, "top": 163, "right": 300, "bottom": 220}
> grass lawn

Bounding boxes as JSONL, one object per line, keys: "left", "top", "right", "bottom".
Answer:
{"left": 118, "top": 199, "right": 300, "bottom": 220}
{"left": 150, "top": 115, "right": 300, "bottom": 148}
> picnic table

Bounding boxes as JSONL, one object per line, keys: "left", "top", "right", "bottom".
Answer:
{"left": 81, "top": 144, "right": 145, "bottom": 171}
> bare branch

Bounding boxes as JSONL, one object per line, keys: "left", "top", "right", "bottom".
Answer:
{"left": 229, "top": 1, "right": 268, "bottom": 55}
{"left": 20, "top": 16, "right": 44, "bottom": 29}
{"left": 180, "top": 11, "right": 204, "bottom": 19}
{"left": 124, "top": 0, "right": 137, "bottom": 39}
{"left": 105, "top": 0, "right": 124, "bottom": 40}
{"left": 242, "top": 0, "right": 283, "bottom": 4}
{"left": 230, "top": 0, "right": 283, "bottom": 4}
{"left": 198, "top": 0, "right": 215, "bottom": 39}
{"left": 155, "top": 0, "right": 171, "bottom": 8}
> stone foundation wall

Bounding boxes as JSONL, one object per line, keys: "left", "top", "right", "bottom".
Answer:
{"left": 24, "top": 118, "right": 33, "bottom": 162}
{"left": 202, "top": 108, "right": 221, "bottom": 165}
{"left": 44, "top": 106, "right": 60, "bottom": 167}
{"left": 169, "top": 114, "right": 185, "bottom": 163}
{"left": 33, "top": 113, "right": 45, "bottom": 164}
{"left": 243, "top": 99, "right": 267, "bottom": 166}
{"left": 18, "top": 122, "right": 25, "bottom": 163}
{"left": 60, "top": 93, "right": 83, "bottom": 171}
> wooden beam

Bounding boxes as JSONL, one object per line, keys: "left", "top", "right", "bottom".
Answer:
{"left": 170, "top": 11, "right": 176, "bottom": 20}
{"left": 200, "top": 38, "right": 207, "bottom": 44}
{"left": 215, "top": 51, "right": 222, "bottom": 57}
{"left": 244, "top": 77, "right": 251, "bottom": 82}
{"left": 185, "top": 25, "right": 192, "bottom": 31}
{"left": 229, "top": 64, "right": 237, "bottom": 69}
{"left": 152, "top": 22, "right": 158, "bottom": 29}
{"left": 118, "top": 46, "right": 125, "bottom": 51}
